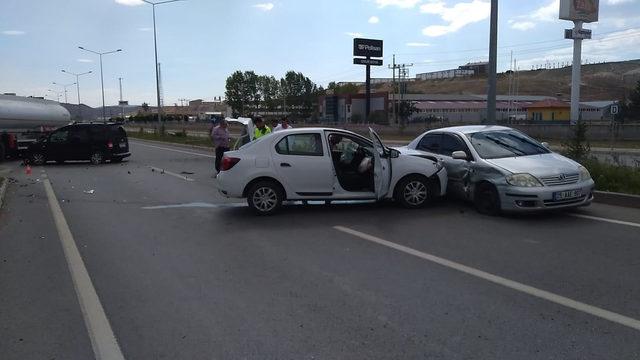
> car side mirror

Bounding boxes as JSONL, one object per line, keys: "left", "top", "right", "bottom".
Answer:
{"left": 451, "top": 151, "right": 468, "bottom": 160}
{"left": 541, "top": 142, "right": 549, "bottom": 148}
{"left": 389, "top": 149, "right": 400, "bottom": 158}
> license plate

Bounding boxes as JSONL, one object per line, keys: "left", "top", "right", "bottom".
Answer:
{"left": 553, "top": 189, "right": 581, "bottom": 201}
{"left": 119, "top": 143, "right": 127, "bottom": 148}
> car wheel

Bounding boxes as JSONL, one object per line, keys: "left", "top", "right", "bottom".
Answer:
{"left": 474, "top": 182, "right": 501, "bottom": 215}
{"left": 247, "top": 181, "right": 283, "bottom": 215}
{"left": 90, "top": 152, "right": 104, "bottom": 165}
{"left": 30, "top": 152, "right": 45, "bottom": 166}
{"left": 395, "top": 175, "right": 431, "bottom": 209}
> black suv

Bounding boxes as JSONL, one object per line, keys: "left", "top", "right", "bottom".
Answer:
{"left": 27, "top": 123, "right": 131, "bottom": 165}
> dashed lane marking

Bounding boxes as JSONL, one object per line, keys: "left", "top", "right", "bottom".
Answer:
{"left": 147, "top": 166, "right": 195, "bottom": 182}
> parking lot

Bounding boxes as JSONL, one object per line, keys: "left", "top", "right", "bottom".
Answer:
{"left": 1, "top": 139, "right": 640, "bottom": 359}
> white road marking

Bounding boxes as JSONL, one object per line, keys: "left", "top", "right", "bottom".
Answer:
{"left": 43, "top": 179, "right": 126, "bottom": 360}
{"left": 334, "top": 225, "right": 640, "bottom": 332}
{"left": 142, "top": 202, "right": 245, "bottom": 210}
{"left": 569, "top": 213, "right": 640, "bottom": 229}
{"left": 147, "top": 166, "right": 195, "bottom": 182}
{"left": 131, "top": 141, "right": 214, "bottom": 158}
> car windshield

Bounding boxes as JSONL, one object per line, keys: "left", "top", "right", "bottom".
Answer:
{"left": 467, "top": 130, "right": 550, "bottom": 159}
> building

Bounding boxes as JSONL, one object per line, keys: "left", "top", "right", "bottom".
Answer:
{"left": 416, "top": 69, "right": 474, "bottom": 81}
{"left": 318, "top": 92, "right": 389, "bottom": 123}
{"left": 525, "top": 100, "right": 572, "bottom": 121}
{"left": 459, "top": 61, "right": 489, "bottom": 76}
{"left": 394, "top": 94, "right": 611, "bottom": 124}
{"left": 415, "top": 61, "right": 489, "bottom": 81}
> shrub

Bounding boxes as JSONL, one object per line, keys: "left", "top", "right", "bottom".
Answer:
{"left": 583, "top": 158, "right": 640, "bottom": 195}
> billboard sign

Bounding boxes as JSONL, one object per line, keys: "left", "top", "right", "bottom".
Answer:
{"left": 353, "top": 38, "right": 383, "bottom": 58}
{"left": 354, "top": 58, "right": 383, "bottom": 66}
{"left": 565, "top": 28, "right": 592, "bottom": 39}
{"left": 559, "top": 0, "right": 599, "bottom": 23}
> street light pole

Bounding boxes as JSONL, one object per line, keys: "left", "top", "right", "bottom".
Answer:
{"left": 142, "top": 0, "right": 184, "bottom": 132}
{"left": 62, "top": 70, "right": 93, "bottom": 120}
{"left": 52, "top": 82, "right": 76, "bottom": 104}
{"left": 48, "top": 89, "right": 62, "bottom": 103}
{"left": 78, "top": 46, "right": 122, "bottom": 122}
{"left": 487, "top": 0, "right": 498, "bottom": 124}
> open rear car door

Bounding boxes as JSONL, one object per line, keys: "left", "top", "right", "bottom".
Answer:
{"left": 227, "top": 117, "right": 255, "bottom": 150}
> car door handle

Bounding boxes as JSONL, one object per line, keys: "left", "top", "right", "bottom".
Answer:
{"left": 280, "top": 163, "right": 292, "bottom": 167}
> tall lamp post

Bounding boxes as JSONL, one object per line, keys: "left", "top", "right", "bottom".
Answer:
{"left": 487, "top": 0, "right": 498, "bottom": 124}
{"left": 78, "top": 46, "right": 122, "bottom": 122}
{"left": 61, "top": 70, "right": 93, "bottom": 120}
{"left": 52, "top": 82, "right": 76, "bottom": 104}
{"left": 47, "top": 89, "right": 63, "bottom": 103}
{"left": 142, "top": 0, "right": 184, "bottom": 131}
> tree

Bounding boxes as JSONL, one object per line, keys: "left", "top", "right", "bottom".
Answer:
{"left": 629, "top": 80, "right": 640, "bottom": 119}
{"left": 242, "top": 71, "right": 260, "bottom": 112}
{"left": 563, "top": 121, "right": 591, "bottom": 161}
{"left": 630, "top": 80, "right": 640, "bottom": 109}
{"left": 328, "top": 81, "right": 359, "bottom": 95}
{"left": 141, "top": 102, "right": 149, "bottom": 113}
{"left": 225, "top": 71, "right": 246, "bottom": 116}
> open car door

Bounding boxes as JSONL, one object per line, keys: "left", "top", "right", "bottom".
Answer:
{"left": 369, "top": 127, "right": 391, "bottom": 200}
{"left": 227, "top": 117, "right": 255, "bottom": 150}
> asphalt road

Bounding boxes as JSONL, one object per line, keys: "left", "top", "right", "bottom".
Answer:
{"left": 1, "top": 140, "right": 640, "bottom": 360}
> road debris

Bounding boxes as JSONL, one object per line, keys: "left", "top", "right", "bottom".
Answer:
{"left": 84, "top": 190, "right": 95, "bottom": 194}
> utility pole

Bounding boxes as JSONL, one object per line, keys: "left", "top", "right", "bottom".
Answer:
{"left": 396, "top": 63, "right": 413, "bottom": 131}
{"left": 389, "top": 54, "right": 398, "bottom": 125}
{"left": 118, "top": 77, "right": 124, "bottom": 120}
{"left": 487, "top": 0, "right": 498, "bottom": 124}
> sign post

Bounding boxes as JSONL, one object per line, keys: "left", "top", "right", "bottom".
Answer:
{"left": 560, "top": 0, "right": 599, "bottom": 124}
{"left": 353, "top": 38, "right": 383, "bottom": 122}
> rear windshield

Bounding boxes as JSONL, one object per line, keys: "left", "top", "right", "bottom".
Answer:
{"left": 466, "top": 130, "right": 550, "bottom": 159}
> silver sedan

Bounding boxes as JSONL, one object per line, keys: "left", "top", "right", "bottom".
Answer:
{"left": 401, "top": 125, "right": 595, "bottom": 214}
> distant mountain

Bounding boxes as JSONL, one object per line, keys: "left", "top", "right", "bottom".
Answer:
{"left": 374, "top": 59, "right": 640, "bottom": 101}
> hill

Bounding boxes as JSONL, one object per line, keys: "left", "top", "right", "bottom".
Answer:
{"left": 374, "top": 59, "right": 640, "bottom": 101}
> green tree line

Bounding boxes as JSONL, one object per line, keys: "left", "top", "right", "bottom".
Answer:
{"left": 225, "top": 70, "right": 325, "bottom": 118}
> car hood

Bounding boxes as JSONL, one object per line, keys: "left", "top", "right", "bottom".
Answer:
{"left": 393, "top": 146, "right": 439, "bottom": 162}
{"left": 485, "top": 152, "right": 581, "bottom": 176}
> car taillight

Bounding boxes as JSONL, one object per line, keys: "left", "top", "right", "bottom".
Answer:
{"left": 221, "top": 157, "right": 240, "bottom": 171}
{"left": 107, "top": 141, "right": 113, "bottom": 149}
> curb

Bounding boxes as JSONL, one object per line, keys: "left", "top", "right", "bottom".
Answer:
{"left": 593, "top": 191, "right": 640, "bottom": 209}
{"left": 0, "top": 177, "right": 8, "bottom": 210}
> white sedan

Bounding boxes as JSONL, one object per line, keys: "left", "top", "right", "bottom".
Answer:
{"left": 216, "top": 127, "right": 447, "bottom": 214}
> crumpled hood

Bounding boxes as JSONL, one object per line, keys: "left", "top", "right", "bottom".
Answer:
{"left": 485, "top": 153, "right": 581, "bottom": 176}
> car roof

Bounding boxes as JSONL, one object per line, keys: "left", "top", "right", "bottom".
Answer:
{"left": 430, "top": 125, "right": 512, "bottom": 135}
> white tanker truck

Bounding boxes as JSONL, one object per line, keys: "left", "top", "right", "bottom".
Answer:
{"left": 0, "top": 93, "right": 71, "bottom": 161}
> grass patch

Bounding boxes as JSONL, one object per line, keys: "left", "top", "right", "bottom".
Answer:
{"left": 584, "top": 158, "right": 640, "bottom": 195}
{"left": 129, "top": 131, "right": 214, "bottom": 148}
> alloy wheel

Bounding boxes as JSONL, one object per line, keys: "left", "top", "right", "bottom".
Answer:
{"left": 252, "top": 187, "right": 278, "bottom": 212}
{"left": 403, "top": 180, "right": 428, "bottom": 206}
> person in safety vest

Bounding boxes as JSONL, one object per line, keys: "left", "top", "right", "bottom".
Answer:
{"left": 253, "top": 116, "right": 271, "bottom": 139}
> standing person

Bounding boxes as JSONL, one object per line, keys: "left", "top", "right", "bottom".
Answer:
{"left": 211, "top": 119, "right": 230, "bottom": 173}
{"left": 273, "top": 116, "right": 293, "bottom": 132}
{"left": 253, "top": 116, "right": 272, "bottom": 139}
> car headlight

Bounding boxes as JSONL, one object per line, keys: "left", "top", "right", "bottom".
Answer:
{"left": 506, "top": 173, "right": 543, "bottom": 187}
{"left": 579, "top": 166, "right": 591, "bottom": 181}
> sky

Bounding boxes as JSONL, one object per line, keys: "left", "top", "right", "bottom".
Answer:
{"left": 1, "top": 0, "right": 639, "bottom": 107}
